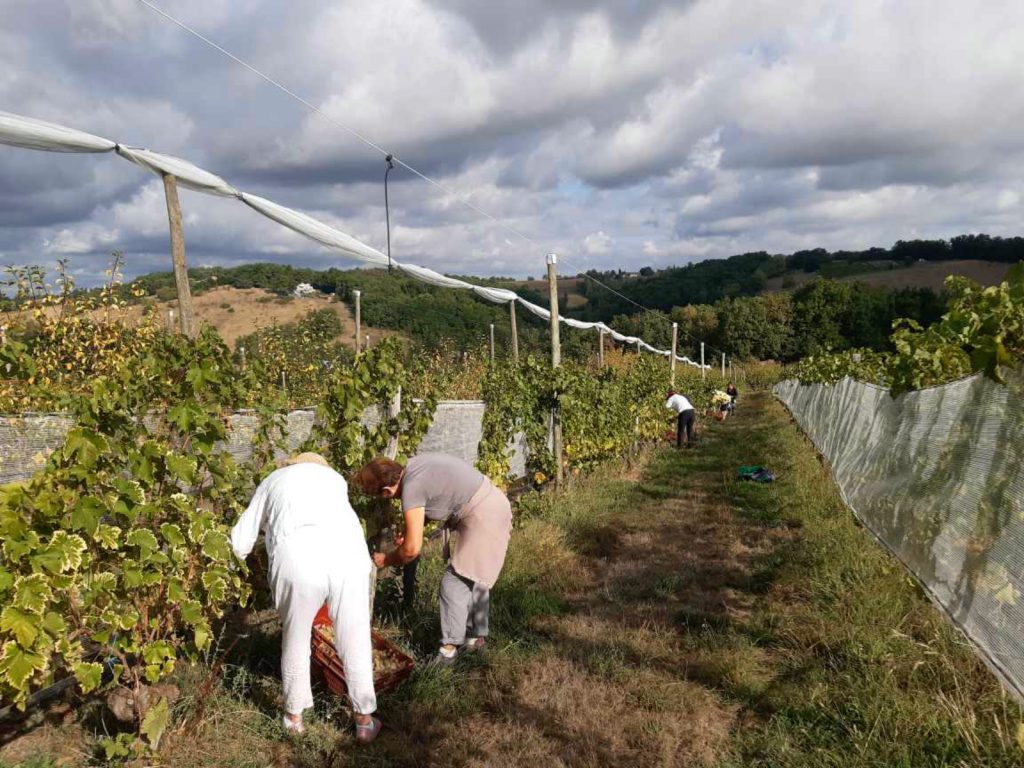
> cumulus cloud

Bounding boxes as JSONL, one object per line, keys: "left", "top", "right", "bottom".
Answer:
{"left": 1, "top": 0, "right": 1023, "bottom": 287}
{"left": 582, "top": 231, "right": 612, "bottom": 255}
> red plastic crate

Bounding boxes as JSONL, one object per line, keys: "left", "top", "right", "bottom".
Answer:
{"left": 310, "top": 605, "right": 416, "bottom": 696}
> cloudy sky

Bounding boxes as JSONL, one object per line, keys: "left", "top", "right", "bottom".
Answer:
{"left": 1, "top": 0, "right": 1023, "bottom": 285}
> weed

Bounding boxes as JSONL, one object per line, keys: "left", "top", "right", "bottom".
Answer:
{"left": 0, "top": 758, "right": 60, "bottom": 768}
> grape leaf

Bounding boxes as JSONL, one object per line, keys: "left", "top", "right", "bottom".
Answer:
{"left": 72, "top": 661, "right": 103, "bottom": 693}
{"left": 141, "top": 697, "right": 169, "bottom": 750}
{"left": 0, "top": 642, "right": 46, "bottom": 689}
{"left": 0, "top": 607, "right": 39, "bottom": 647}
{"left": 14, "top": 574, "right": 51, "bottom": 614}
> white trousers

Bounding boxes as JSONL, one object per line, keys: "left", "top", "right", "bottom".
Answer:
{"left": 269, "top": 528, "right": 377, "bottom": 715}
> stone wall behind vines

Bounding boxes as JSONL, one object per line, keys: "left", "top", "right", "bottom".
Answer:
{"left": 0, "top": 400, "right": 527, "bottom": 485}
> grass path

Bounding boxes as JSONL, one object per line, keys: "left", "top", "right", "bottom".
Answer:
{"left": 333, "top": 390, "right": 1020, "bottom": 767}
{"left": 4, "top": 391, "right": 1021, "bottom": 767}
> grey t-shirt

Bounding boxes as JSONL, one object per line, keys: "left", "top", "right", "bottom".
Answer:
{"left": 401, "top": 453, "right": 486, "bottom": 522}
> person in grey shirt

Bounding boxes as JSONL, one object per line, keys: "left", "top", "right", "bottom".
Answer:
{"left": 354, "top": 453, "right": 513, "bottom": 665}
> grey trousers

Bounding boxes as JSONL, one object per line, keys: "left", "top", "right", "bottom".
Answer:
{"left": 439, "top": 565, "right": 490, "bottom": 646}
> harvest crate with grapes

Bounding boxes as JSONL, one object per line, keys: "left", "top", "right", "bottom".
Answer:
{"left": 310, "top": 605, "right": 416, "bottom": 696}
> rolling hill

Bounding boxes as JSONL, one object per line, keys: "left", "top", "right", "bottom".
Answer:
{"left": 67, "top": 286, "right": 393, "bottom": 350}
{"left": 762, "top": 259, "right": 1011, "bottom": 294}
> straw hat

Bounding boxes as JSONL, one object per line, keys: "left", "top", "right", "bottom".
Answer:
{"left": 284, "top": 452, "right": 330, "bottom": 468}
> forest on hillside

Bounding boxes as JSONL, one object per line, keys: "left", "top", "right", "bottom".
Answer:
{"left": 577, "top": 233, "right": 1024, "bottom": 318}
{"left": 106, "top": 233, "right": 1022, "bottom": 362}
{"left": 605, "top": 280, "right": 947, "bottom": 362}
{"left": 123, "top": 263, "right": 589, "bottom": 359}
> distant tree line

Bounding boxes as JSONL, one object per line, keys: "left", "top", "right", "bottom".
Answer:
{"left": 120, "top": 232, "right": 1022, "bottom": 363}
{"left": 576, "top": 233, "right": 1024, "bottom": 319}
{"left": 607, "top": 279, "right": 947, "bottom": 362}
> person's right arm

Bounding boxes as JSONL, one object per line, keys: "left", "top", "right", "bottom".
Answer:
{"left": 376, "top": 506, "right": 424, "bottom": 567}
{"left": 230, "top": 480, "right": 269, "bottom": 560}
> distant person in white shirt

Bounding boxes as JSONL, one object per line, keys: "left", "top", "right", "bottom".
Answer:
{"left": 231, "top": 453, "right": 381, "bottom": 743}
{"left": 665, "top": 390, "right": 696, "bottom": 448}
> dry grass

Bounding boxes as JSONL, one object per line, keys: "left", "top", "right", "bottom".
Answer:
{"left": 453, "top": 653, "right": 730, "bottom": 768}
{"left": 0, "top": 721, "right": 89, "bottom": 767}
{"left": 17, "top": 286, "right": 397, "bottom": 350}
{"left": 135, "top": 286, "right": 398, "bottom": 349}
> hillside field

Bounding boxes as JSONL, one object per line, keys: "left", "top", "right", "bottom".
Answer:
{"left": 111, "top": 286, "right": 393, "bottom": 349}
{"left": 763, "top": 258, "right": 1011, "bottom": 293}
{"left": 508, "top": 276, "right": 589, "bottom": 309}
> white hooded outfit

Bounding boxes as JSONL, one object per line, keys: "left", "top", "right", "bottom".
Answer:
{"left": 231, "top": 462, "right": 376, "bottom": 715}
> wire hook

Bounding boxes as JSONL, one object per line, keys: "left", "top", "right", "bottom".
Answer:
{"left": 384, "top": 154, "right": 395, "bottom": 273}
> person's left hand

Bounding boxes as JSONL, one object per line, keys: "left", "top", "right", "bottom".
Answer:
{"left": 372, "top": 552, "right": 387, "bottom": 568}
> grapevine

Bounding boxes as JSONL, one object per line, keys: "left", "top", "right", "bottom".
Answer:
{"left": 788, "top": 264, "right": 1024, "bottom": 393}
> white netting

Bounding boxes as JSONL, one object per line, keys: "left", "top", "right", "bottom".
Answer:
{"left": 0, "top": 109, "right": 712, "bottom": 369}
{"left": 116, "top": 146, "right": 239, "bottom": 197}
{"left": 775, "top": 369, "right": 1024, "bottom": 700}
{"left": 0, "top": 111, "right": 116, "bottom": 153}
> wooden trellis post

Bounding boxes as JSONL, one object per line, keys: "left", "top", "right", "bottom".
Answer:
{"left": 547, "top": 253, "right": 563, "bottom": 487}
{"left": 353, "top": 290, "right": 362, "bottom": 352}
{"left": 509, "top": 301, "right": 519, "bottom": 362}
{"left": 161, "top": 173, "right": 195, "bottom": 337}
{"left": 670, "top": 322, "right": 678, "bottom": 386}
{"left": 386, "top": 387, "right": 401, "bottom": 460}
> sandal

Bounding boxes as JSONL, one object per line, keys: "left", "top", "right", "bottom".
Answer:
{"left": 282, "top": 713, "right": 305, "bottom": 735}
{"left": 464, "top": 637, "right": 487, "bottom": 653}
{"left": 355, "top": 716, "right": 382, "bottom": 744}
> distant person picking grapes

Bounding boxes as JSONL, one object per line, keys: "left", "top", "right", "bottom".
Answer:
{"left": 666, "top": 389, "right": 696, "bottom": 448}
{"left": 726, "top": 383, "right": 739, "bottom": 407}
